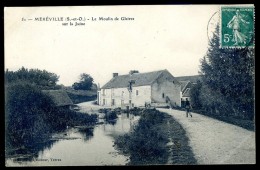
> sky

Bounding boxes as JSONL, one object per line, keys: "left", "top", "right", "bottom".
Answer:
{"left": 5, "top": 5, "right": 220, "bottom": 86}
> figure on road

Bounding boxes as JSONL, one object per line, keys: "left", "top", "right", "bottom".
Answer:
{"left": 185, "top": 98, "right": 192, "bottom": 118}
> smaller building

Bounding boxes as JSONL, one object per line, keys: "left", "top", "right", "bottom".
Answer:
{"left": 176, "top": 75, "right": 201, "bottom": 107}
{"left": 179, "top": 81, "right": 192, "bottom": 107}
{"left": 42, "top": 90, "right": 74, "bottom": 109}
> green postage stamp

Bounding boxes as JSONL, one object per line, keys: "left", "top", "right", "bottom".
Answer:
{"left": 220, "top": 6, "right": 255, "bottom": 48}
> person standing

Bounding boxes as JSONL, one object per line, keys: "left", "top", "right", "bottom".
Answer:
{"left": 185, "top": 98, "right": 192, "bottom": 117}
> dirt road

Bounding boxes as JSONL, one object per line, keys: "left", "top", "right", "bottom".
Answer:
{"left": 158, "top": 108, "right": 255, "bottom": 164}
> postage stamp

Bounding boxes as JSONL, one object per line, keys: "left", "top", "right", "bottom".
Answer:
{"left": 220, "top": 6, "right": 255, "bottom": 48}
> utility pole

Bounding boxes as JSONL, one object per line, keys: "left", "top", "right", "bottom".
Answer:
{"left": 127, "top": 80, "right": 135, "bottom": 109}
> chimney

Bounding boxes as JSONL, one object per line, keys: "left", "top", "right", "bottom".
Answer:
{"left": 113, "top": 73, "right": 118, "bottom": 78}
{"left": 129, "top": 70, "right": 139, "bottom": 75}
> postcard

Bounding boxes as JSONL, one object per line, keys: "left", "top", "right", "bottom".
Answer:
{"left": 4, "top": 5, "right": 255, "bottom": 166}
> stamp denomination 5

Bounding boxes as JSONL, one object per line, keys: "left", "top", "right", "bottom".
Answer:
{"left": 220, "top": 6, "right": 254, "bottom": 48}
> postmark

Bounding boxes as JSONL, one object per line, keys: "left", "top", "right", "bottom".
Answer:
{"left": 220, "top": 6, "right": 254, "bottom": 48}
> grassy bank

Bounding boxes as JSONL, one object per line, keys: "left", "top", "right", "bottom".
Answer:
{"left": 195, "top": 109, "right": 254, "bottom": 131}
{"left": 173, "top": 105, "right": 254, "bottom": 132}
{"left": 178, "top": 107, "right": 254, "bottom": 131}
{"left": 114, "top": 109, "right": 197, "bottom": 165}
{"left": 67, "top": 92, "right": 97, "bottom": 104}
{"left": 64, "top": 88, "right": 97, "bottom": 104}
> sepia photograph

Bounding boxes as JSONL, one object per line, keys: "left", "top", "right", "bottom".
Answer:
{"left": 4, "top": 5, "right": 255, "bottom": 166}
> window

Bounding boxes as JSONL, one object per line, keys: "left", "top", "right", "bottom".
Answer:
{"left": 102, "top": 89, "right": 105, "bottom": 95}
{"left": 162, "top": 93, "right": 165, "bottom": 98}
{"left": 129, "top": 100, "right": 132, "bottom": 104}
{"left": 103, "top": 99, "right": 105, "bottom": 105}
{"left": 136, "top": 90, "right": 139, "bottom": 96}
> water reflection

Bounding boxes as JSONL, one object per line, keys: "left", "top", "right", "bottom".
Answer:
{"left": 77, "top": 127, "right": 94, "bottom": 141}
{"left": 6, "top": 139, "right": 58, "bottom": 164}
{"left": 6, "top": 112, "right": 139, "bottom": 166}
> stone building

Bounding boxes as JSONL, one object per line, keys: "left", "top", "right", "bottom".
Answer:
{"left": 97, "top": 70, "right": 181, "bottom": 108}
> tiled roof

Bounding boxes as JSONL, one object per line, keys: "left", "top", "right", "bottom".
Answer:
{"left": 102, "top": 70, "right": 175, "bottom": 89}
{"left": 175, "top": 75, "right": 201, "bottom": 83}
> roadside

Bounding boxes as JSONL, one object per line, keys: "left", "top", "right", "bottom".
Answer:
{"left": 158, "top": 108, "right": 256, "bottom": 164}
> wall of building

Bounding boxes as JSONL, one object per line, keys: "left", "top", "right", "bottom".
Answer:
{"left": 99, "top": 88, "right": 112, "bottom": 106}
{"left": 99, "top": 86, "right": 151, "bottom": 108}
{"left": 151, "top": 71, "right": 181, "bottom": 107}
{"left": 130, "top": 86, "right": 152, "bottom": 107}
{"left": 97, "top": 91, "right": 101, "bottom": 105}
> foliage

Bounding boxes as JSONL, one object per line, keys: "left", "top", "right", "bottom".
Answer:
{"left": 5, "top": 82, "right": 97, "bottom": 156}
{"left": 66, "top": 92, "right": 97, "bottom": 104}
{"left": 43, "top": 107, "right": 98, "bottom": 132}
{"left": 113, "top": 109, "right": 197, "bottom": 165}
{"left": 104, "top": 111, "right": 118, "bottom": 120}
{"left": 98, "top": 108, "right": 118, "bottom": 121}
{"left": 5, "top": 67, "right": 60, "bottom": 90}
{"left": 5, "top": 82, "right": 54, "bottom": 149}
{"left": 114, "top": 109, "right": 169, "bottom": 165}
{"left": 63, "top": 86, "right": 97, "bottom": 104}
{"left": 72, "top": 73, "right": 94, "bottom": 90}
{"left": 189, "top": 80, "right": 203, "bottom": 109}
{"left": 191, "top": 25, "right": 254, "bottom": 120}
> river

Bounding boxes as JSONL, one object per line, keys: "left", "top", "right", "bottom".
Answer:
{"left": 6, "top": 103, "right": 140, "bottom": 166}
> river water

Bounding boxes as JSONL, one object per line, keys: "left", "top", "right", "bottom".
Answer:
{"left": 6, "top": 110, "right": 140, "bottom": 166}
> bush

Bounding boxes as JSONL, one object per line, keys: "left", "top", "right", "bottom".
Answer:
{"left": 5, "top": 82, "right": 54, "bottom": 150}
{"left": 42, "top": 107, "right": 97, "bottom": 132}
{"left": 5, "top": 82, "right": 98, "bottom": 156}
{"left": 114, "top": 109, "right": 169, "bottom": 165}
{"left": 105, "top": 111, "right": 118, "bottom": 120}
{"left": 129, "top": 107, "right": 144, "bottom": 116}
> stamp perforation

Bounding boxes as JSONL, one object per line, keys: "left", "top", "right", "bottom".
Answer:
{"left": 219, "top": 5, "right": 255, "bottom": 49}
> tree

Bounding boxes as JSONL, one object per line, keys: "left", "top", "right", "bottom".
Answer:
{"left": 5, "top": 82, "right": 54, "bottom": 149}
{"left": 199, "top": 25, "right": 254, "bottom": 119}
{"left": 189, "top": 80, "right": 202, "bottom": 110}
{"left": 72, "top": 73, "right": 94, "bottom": 90}
{"left": 5, "top": 67, "right": 60, "bottom": 90}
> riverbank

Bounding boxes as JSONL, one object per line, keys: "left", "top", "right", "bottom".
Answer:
{"left": 6, "top": 112, "right": 139, "bottom": 166}
{"left": 114, "top": 109, "right": 197, "bottom": 165}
